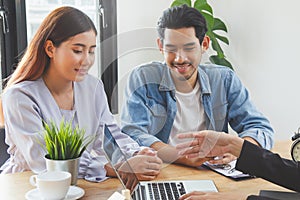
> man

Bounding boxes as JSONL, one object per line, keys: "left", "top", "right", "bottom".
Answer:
{"left": 121, "top": 4, "right": 274, "bottom": 167}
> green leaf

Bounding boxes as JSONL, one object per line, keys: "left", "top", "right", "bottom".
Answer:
{"left": 209, "top": 55, "right": 233, "bottom": 69}
{"left": 214, "top": 33, "right": 229, "bottom": 45}
{"left": 200, "top": 12, "right": 214, "bottom": 31}
{"left": 54, "top": 136, "right": 58, "bottom": 160}
{"left": 170, "top": 0, "right": 233, "bottom": 69}
{"left": 194, "top": 1, "right": 213, "bottom": 15}
{"left": 60, "top": 140, "right": 65, "bottom": 160}
{"left": 212, "top": 18, "right": 227, "bottom": 32}
{"left": 194, "top": 0, "right": 208, "bottom": 6}
{"left": 171, "top": 0, "right": 191, "bottom": 7}
{"left": 40, "top": 118, "right": 95, "bottom": 160}
{"left": 210, "top": 35, "right": 224, "bottom": 56}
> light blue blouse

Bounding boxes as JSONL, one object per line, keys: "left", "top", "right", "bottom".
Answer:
{"left": 1, "top": 75, "right": 140, "bottom": 182}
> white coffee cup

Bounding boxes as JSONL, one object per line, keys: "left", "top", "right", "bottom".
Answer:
{"left": 29, "top": 171, "right": 71, "bottom": 200}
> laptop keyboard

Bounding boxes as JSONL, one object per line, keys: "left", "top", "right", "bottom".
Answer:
{"left": 147, "top": 182, "right": 186, "bottom": 200}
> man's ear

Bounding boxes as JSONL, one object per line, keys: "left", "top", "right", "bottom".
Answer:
{"left": 156, "top": 38, "right": 163, "bottom": 53}
{"left": 201, "top": 35, "right": 210, "bottom": 52}
{"left": 44, "top": 40, "right": 55, "bottom": 58}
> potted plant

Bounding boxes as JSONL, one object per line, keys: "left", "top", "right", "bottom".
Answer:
{"left": 42, "top": 118, "right": 94, "bottom": 185}
{"left": 171, "top": 0, "right": 233, "bottom": 69}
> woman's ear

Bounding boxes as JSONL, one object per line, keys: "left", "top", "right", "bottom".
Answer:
{"left": 44, "top": 40, "right": 55, "bottom": 58}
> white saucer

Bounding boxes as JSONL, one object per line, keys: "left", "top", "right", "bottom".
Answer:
{"left": 25, "top": 185, "right": 85, "bottom": 200}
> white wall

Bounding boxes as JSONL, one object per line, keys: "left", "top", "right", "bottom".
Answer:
{"left": 115, "top": 0, "right": 170, "bottom": 124}
{"left": 116, "top": 0, "right": 300, "bottom": 140}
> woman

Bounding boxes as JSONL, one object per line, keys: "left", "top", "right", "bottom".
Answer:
{"left": 176, "top": 131, "right": 300, "bottom": 200}
{"left": 0, "top": 6, "right": 162, "bottom": 182}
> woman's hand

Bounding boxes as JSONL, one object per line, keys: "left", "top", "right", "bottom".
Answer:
{"left": 118, "top": 154, "right": 162, "bottom": 179}
{"left": 179, "top": 191, "right": 248, "bottom": 200}
{"left": 136, "top": 147, "right": 157, "bottom": 156}
{"left": 207, "top": 153, "right": 237, "bottom": 165}
{"left": 117, "top": 151, "right": 162, "bottom": 191}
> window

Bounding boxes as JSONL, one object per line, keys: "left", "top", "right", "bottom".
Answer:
{"left": 25, "top": 0, "right": 100, "bottom": 79}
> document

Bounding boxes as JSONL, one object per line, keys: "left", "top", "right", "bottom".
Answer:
{"left": 202, "top": 160, "right": 255, "bottom": 180}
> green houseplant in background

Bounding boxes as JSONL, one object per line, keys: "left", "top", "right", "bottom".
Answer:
{"left": 171, "top": 0, "right": 233, "bottom": 69}
{"left": 42, "top": 119, "right": 94, "bottom": 185}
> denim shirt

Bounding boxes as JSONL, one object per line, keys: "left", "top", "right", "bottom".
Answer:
{"left": 121, "top": 62, "right": 274, "bottom": 149}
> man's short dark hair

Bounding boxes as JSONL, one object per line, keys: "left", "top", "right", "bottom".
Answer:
{"left": 157, "top": 4, "right": 207, "bottom": 44}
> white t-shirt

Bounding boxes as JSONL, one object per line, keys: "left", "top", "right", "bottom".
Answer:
{"left": 168, "top": 82, "right": 206, "bottom": 146}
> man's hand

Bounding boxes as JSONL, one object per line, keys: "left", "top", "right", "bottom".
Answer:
{"left": 176, "top": 156, "right": 212, "bottom": 167}
{"left": 151, "top": 141, "right": 180, "bottom": 163}
{"left": 151, "top": 141, "right": 211, "bottom": 167}
{"left": 175, "top": 130, "right": 244, "bottom": 159}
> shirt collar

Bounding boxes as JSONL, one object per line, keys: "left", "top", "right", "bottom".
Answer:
{"left": 159, "top": 63, "right": 212, "bottom": 95}
{"left": 197, "top": 66, "right": 211, "bottom": 95}
{"left": 159, "top": 62, "right": 176, "bottom": 91}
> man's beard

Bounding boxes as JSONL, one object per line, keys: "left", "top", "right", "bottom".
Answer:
{"left": 172, "top": 64, "right": 197, "bottom": 81}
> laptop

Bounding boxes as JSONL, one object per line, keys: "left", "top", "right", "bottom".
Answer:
{"left": 102, "top": 124, "right": 218, "bottom": 200}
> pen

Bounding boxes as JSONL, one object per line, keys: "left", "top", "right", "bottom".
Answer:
{"left": 228, "top": 168, "right": 236, "bottom": 174}
{"left": 214, "top": 164, "right": 231, "bottom": 170}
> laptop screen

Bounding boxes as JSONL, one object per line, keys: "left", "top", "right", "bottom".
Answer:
{"left": 102, "top": 124, "right": 218, "bottom": 200}
{"left": 102, "top": 124, "right": 140, "bottom": 192}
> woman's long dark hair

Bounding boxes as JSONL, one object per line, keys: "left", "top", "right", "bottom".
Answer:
{"left": 4, "top": 6, "right": 97, "bottom": 89}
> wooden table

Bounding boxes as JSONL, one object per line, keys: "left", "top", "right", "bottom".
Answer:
{"left": 0, "top": 140, "right": 293, "bottom": 199}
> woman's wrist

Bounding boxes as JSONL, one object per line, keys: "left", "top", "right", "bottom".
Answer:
{"left": 104, "top": 161, "right": 123, "bottom": 177}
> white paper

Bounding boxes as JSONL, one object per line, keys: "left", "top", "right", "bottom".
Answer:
{"left": 108, "top": 191, "right": 125, "bottom": 200}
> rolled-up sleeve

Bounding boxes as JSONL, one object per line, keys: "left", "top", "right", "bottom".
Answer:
{"left": 225, "top": 70, "right": 274, "bottom": 149}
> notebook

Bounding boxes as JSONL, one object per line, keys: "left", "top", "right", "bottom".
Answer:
{"left": 102, "top": 124, "right": 218, "bottom": 200}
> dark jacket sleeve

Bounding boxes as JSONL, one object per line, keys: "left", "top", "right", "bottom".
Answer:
{"left": 236, "top": 140, "right": 300, "bottom": 192}
{"left": 247, "top": 195, "right": 277, "bottom": 200}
